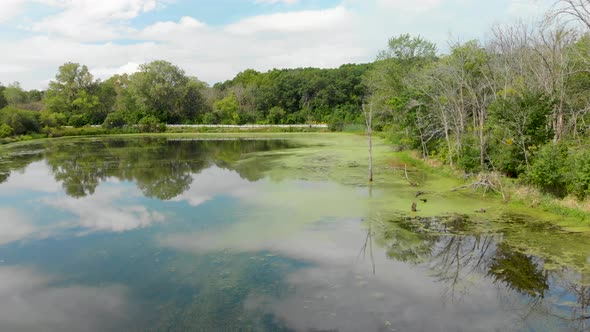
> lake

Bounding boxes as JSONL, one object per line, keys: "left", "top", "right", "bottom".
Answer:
{"left": 0, "top": 133, "right": 589, "bottom": 331}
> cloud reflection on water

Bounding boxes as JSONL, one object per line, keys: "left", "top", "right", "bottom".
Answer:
{"left": 159, "top": 206, "right": 564, "bottom": 331}
{"left": 43, "top": 183, "right": 166, "bottom": 233}
{"left": 0, "top": 162, "right": 61, "bottom": 194}
{"left": 170, "top": 166, "right": 255, "bottom": 207}
{"left": 0, "top": 266, "right": 134, "bottom": 332}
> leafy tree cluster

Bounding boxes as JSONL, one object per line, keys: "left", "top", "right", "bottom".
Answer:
{"left": 365, "top": 23, "right": 590, "bottom": 199}
{"left": 1, "top": 61, "right": 370, "bottom": 135}
{"left": 213, "top": 64, "right": 370, "bottom": 124}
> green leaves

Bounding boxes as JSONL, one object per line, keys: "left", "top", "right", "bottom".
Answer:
{"left": 128, "top": 61, "right": 207, "bottom": 124}
{"left": 0, "top": 124, "right": 13, "bottom": 138}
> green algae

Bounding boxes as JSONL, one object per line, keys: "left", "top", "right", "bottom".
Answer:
{"left": 2, "top": 132, "right": 590, "bottom": 278}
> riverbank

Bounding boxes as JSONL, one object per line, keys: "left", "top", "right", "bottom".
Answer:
{"left": 390, "top": 148, "right": 590, "bottom": 225}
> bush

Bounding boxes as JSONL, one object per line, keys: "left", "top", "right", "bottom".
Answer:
{"left": 525, "top": 143, "right": 568, "bottom": 197}
{"left": 266, "top": 106, "right": 285, "bottom": 124}
{"left": 0, "top": 107, "right": 41, "bottom": 135}
{"left": 138, "top": 115, "right": 165, "bottom": 133}
{"left": 202, "top": 112, "right": 217, "bottom": 124}
{"left": 40, "top": 110, "right": 67, "bottom": 128}
{"left": 68, "top": 114, "right": 89, "bottom": 127}
{"left": 457, "top": 134, "right": 481, "bottom": 173}
{"left": 566, "top": 151, "right": 590, "bottom": 200}
{"left": 103, "top": 112, "right": 128, "bottom": 129}
{"left": 0, "top": 124, "right": 13, "bottom": 138}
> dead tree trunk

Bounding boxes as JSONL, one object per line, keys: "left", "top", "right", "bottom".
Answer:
{"left": 363, "top": 102, "right": 374, "bottom": 182}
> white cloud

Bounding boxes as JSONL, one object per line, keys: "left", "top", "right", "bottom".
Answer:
{"left": 0, "top": 3, "right": 370, "bottom": 89}
{"left": 255, "top": 0, "right": 300, "bottom": 4}
{"left": 225, "top": 6, "right": 353, "bottom": 34}
{"left": 0, "top": 1, "right": 557, "bottom": 89}
{"left": 30, "top": 0, "right": 160, "bottom": 41}
{"left": 0, "top": 0, "right": 25, "bottom": 23}
{"left": 92, "top": 62, "right": 141, "bottom": 80}
{"left": 507, "top": 0, "right": 553, "bottom": 17}
{"left": 376, "top": 0, "right": 443, "bottom": 12}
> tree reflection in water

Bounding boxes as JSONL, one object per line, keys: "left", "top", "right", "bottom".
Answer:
{"left": 369, "top": 213, "right": 590, "bottom": 328}
{"left": 0, "top": 137, "right": 293, "bottom": 199}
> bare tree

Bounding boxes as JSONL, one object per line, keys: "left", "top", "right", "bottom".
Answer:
{"left": 362, "top": 100, "right": 374, "bottom": 182}
{"left": 532, "top": 22, "right": 579, "bottom": 141}
{"left": 548, "top": 0, "right": 590, "bottom": 30}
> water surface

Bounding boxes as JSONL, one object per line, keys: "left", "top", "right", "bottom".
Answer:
{"left": 0, "top": 135, "right": 589, "bottom": 331}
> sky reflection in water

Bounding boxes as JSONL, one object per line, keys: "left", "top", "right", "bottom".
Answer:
{"left": 0, "top": 137, "right": 588, "bottom": 331}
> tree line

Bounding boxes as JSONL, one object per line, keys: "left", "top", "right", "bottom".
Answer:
{"left": 1, "top": 0, "right": 590, "bottom": 200}
{"left": 0, "top": 60, "right": 370, "bottom": 137}
{"left": 365, "top": 2, "right": 590, "bottom": 201}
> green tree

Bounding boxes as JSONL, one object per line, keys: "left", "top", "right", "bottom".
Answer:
{"left": 0, "top": 84, "right": 7, "bottom": 109}
{"left": 213, "top": 94, "right": 240, "bottom": 124}
{"left": 45, "top": 62, "right": 98, "bottom": 126}
{"left": 488, "top": 92, "right": 553, "bottom": 175}
{"left": 3, "top": 82, "right": 27, "bottom": 105}
{"left": 129, "top": 60, "right": 190, "bottom": 123}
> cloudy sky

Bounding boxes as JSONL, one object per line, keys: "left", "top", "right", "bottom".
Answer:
{"left": 1, "top": 0, "right": 553, "bottom": 89}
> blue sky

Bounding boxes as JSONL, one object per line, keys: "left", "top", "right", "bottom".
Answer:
{"left": 0, "top": 0, "right": 554, "bottom": 89}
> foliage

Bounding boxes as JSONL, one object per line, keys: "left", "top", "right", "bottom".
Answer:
{"left": 0, "top": 124, "right": 13, "bottom": 138}
{"left": 0, "top": 85, "right": 7, "bottom": 109}
{"left": 213, "top": 94, "right": 240, "bottom": 124}
{"left": 103, "top": 112, "right": 128, "bottom": 129}
{"left": 566, "top": 150, "right": 590, "bottom": 200}
{"left": 68, "top": 114, "right": 89, "bottom": 128}
{"left": 525, "top": 143, "right": 569, "bottom": 197}
{"left": 0, "top": 107, "right": 41, "bottom": 135}
{"left": 138, "top": 115, "right": 165, "bottom": 133}
{"left": 266, "top": 106, "right": 285, "bottom": 125}
{"left": 488, "top": 92, "right": 553, "bottom": 176}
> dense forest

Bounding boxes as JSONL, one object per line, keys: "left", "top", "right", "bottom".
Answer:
{"left": 2, "top": 0, "right": 590, "bottom": 201}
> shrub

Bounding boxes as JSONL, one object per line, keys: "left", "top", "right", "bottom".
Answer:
{"left": 457, "top": 134, "right": 481, "bottom": 173}
{"left": 566, "top": 151, "right": 590, "bottom": 200}
{"left": 138, "top": 115, "right": 165, "bottom": 133}
{"left": 266, "top": 106, "right": 285, "bottom": 124}
{"left": 0, "top": 124, "right": 13, "bottom": 138}
{"left": 68, "top": 114, "right": 89, "bottom": 127}
{"left": 201, "top": 112, "right": 217, "bottom": 124}
{"left": 0, "top": 107, "right": 41, "bottom": 135}
{"left": 103, "top": 112, "right": 128, "bottom": 129}
{"left": 525, "top": 143, "right": 568, "bottom": 197}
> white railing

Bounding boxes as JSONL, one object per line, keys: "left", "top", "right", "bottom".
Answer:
{"left": 83, "top": 124, "right": 328, "bottom": 129}
{"left": 166, "top": 124, "right": 328, "bottom": 128}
